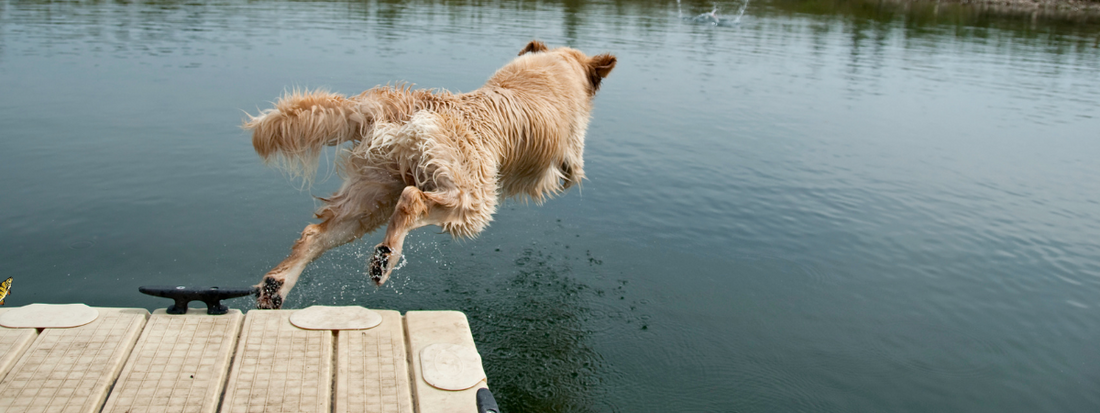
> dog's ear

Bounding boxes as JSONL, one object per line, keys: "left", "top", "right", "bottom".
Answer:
{"left": 586, "top": 53, "right": 617, "bottom": 92}
{"left": 519, "top": 40, "right": 549, "bottom": 56}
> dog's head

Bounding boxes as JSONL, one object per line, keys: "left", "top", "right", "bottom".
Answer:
{"left": 517, "top": 40, "right": 617, "bottom": 95}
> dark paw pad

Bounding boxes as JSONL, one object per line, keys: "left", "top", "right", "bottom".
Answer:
{"left": 257, "top": 277, "right": 284, "bottom": 309}
{"left": 369, "top": 245, "right": 392, "bottom": 281}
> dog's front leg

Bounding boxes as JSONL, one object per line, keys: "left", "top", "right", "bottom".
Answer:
{"left": 255, "top": 224, "right": 324, "bottom": 309}
{"left": 256, "top": 219, "right": 364, "bottom": 309}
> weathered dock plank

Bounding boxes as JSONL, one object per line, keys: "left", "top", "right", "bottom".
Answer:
{"left": 335, "top": 310, "right": 414, "bottom": 413}
{"left": 405, "top": 311, "right": 486, "bottom": 413}
{"left": 0, "top": 310, "right": 38, "bottom": 383}
{"left": 0, "top": 308, "right": 148, "bottom": 413}
{"left": 101, "top": 308, "right": 244, "bottom": 413}
{"left": 220, "top": 310, "right": 332, "bottom": 413}
{"left": 0, "top": 305, "right": 489, "bottom": 413}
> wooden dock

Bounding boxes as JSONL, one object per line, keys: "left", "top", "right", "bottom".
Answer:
{"left": 0, "top": 305, "right": 488, "bottom": 413}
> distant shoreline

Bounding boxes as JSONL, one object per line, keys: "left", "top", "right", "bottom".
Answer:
{"left": 898, "top": 0, "right": 1100, "bottom": 13}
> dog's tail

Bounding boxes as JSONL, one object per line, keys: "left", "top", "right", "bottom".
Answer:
{"left": 243, "top": 89, "right": 372, "bottom": 182}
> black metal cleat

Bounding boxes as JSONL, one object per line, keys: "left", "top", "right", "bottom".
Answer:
{"left": 476, "top": 388, "right": 500, "bottom": 413}
{"left": 139, "top": 285, "right": 258, "bottom": 315}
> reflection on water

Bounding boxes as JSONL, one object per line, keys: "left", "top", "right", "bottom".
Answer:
{"left": 464, "top": 248, "right": 608, "bottom": 412}
{"left": 2, "top": 0, "right": 1099, "bottom": 412}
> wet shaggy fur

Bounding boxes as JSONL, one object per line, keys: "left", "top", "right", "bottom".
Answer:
{"left": 244, "top": 41, "right": 616, "bottom": 309}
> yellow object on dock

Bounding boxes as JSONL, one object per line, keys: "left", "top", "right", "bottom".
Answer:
{"left": 0, "top": 305, "right": 488, "bottom": 413}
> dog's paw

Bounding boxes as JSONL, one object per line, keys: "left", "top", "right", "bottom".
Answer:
{"left": 256, "top": 277, "right": 284, "bottom": 309}
{"left": 369, "top": 245, "right": 393, "bottom": 286}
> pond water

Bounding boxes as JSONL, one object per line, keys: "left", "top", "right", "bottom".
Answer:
{"left": 2, "top": 0, "right": 1099, "bottom": 411}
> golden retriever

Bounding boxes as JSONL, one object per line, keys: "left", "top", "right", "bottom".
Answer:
{"left": 243, "top": 41, "right": 616, "bottom": 309}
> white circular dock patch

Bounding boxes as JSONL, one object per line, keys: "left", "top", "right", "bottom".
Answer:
{"left": 289, "top": 305, "right": 382, "bottom": 330}
{"left": 0, "top": 303, "right": 99, "bottom": 328}
{"left": 420, "top": 343, "right": 486, "bottom": 391}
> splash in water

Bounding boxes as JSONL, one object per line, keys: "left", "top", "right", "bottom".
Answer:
{"left": 680, "top": 0, "right": 749, "bottom": 26}
{"left": 729, "top": 0, "right": 749, "bottom": 25}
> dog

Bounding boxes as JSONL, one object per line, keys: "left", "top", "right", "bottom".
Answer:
{"left": 243, "top": 41, "right": 616, "bottom": 309}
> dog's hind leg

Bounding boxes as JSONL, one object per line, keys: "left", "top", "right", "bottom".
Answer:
{"left": 368, "top": 186, "right": 431, "bottom": 286}
{"left": 368, "top": 181, "right": 493, "bottom": 285}
{"left": 368, "top": 185, "right": 470, "bottom": 285}
{"left": 256, "top": 177, "right": 401, "bottom": 309}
